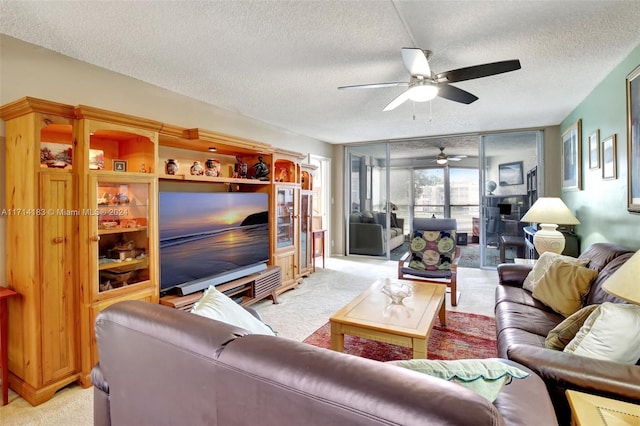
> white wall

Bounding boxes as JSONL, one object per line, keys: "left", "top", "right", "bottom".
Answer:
{"left": 0, "top": 35, "right": 334, "bottom": 284}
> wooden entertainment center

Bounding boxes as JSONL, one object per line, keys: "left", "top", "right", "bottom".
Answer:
{"left": 0, "top": 97, "right": 315, "bottom": 405}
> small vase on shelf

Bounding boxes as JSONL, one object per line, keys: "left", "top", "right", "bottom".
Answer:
{"left": 205, "top": 158, "right": 220, "bottom": 177}
{"left": 190, "top": 161, "right": 204, "bottom": 176}
{"left": 165, "top": 159, "right": 179, "bottom": 175}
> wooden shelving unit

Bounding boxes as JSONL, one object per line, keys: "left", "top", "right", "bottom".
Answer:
{"left": 159, "top": 174, "right": 270, "bottom": 185}
{"left": 1, "top": 96, "right": 305, "bottom": 405}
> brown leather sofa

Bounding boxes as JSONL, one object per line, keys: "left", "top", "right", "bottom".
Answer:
{"left": 92, "top": 300, "right": 558, "bottom": 425}
{"left": 495, "top": 242, "right": 640, "bottom": 425}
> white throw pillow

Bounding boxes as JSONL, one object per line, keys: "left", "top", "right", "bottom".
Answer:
{"left": 191, "top": 285, "right": 275, "bottom": 336}
{"left": 564, "top": 302, "right": 640, "bottom": 364}
{"left": 523, "top": 252, "right": 589, "bottom": 293}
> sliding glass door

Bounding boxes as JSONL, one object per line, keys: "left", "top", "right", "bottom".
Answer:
{"left": 480, "top": 131, "right": 542, "bottom": 267}
{"left": 346, "top": 144, "right": 391, "bottom": 257}
{"left": 346, "top": 141, "right": 479, "bottom": 259}
{"left": 345, "top": 132, "right": 542, "bottom": 266}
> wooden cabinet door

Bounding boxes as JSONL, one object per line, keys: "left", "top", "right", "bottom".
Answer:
{"left": 274, "top": 250, "right": 298, "bottom": 293}
{"left": 39, "top": 172, "right": 77, "bottom": 383}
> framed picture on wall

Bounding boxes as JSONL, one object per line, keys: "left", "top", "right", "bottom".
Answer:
{"left": 562, "top": 119, "right": 582, "bottom": 191}
{"left": 601, "top": 134, "right": 617, "bottom": 180}
{"left": 588, "top": 129, "right": 600, "bottom": 169}
{"left": 627, "top": 65, "right": 640, "bottom": 212}
{"left": 498, "top": 161, "right": 524, "bottom": 186}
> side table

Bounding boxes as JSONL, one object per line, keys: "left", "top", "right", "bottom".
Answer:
{"left": 566, "top": 389, "right": 640, "bottom": 425}
{"left": 0, "top": 287, "right": 19, "bottom": 405}
{"left": 312, "top": 229, "right": 326, "bottom": 272}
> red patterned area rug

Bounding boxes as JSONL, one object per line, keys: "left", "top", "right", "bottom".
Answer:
{"left": 302, "top": 311, "right": 497, "bottom": 362}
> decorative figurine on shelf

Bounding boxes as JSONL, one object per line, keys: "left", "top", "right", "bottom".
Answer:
{"left": 234, "top": 156, "right": 248, "bottom": 178}
{"left": 113, "top": 193, "right": 130, "bottom": 205}
{"left": 98, "top": 192, "right": 112, "bottom": 205}
{"left": 205, "top": 158, "right": 221, "bottom": 177}
{"left": 165, "top": 159, "right": 179, "bottom": 175}
{"left": 251, "top": 156, "right": 269, "bottom": 181}
{"left": 190, "top": 161, "right": 204, "bottom": 176}
{"left": 278, "top": 167, "right": 289, "bottom": 182}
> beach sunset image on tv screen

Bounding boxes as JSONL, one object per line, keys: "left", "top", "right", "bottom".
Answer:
{"left": 159, "top": 191, "right": 269, "bottom": 292}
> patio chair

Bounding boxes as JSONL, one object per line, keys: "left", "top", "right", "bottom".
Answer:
{"left": 397, "top": 218, "right": 460, "bottom": 306}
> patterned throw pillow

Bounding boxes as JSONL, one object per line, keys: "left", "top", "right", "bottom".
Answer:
{"left": 408, "top": 229, "right": 456, "bottom": 272}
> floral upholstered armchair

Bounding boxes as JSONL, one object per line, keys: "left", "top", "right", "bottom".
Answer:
{"left": 397, "top": 218, "right": 460, "bottom": 306}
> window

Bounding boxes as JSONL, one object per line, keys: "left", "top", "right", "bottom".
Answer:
{"left": 413, "top": 168, "right": 445, "bottom": 218}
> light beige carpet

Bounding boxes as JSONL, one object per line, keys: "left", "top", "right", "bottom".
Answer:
{"left": 0, "top": 383, "right": 92, "bottom": 425}
{"left": 1, "top": 256, "right": 497, "bottom": 425}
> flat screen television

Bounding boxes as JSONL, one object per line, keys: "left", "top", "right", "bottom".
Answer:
{"left": 159, "top": 191, "right": 270, "bottom": 296}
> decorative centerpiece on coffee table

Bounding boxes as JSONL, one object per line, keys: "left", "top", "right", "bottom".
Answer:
{"left": 381, "top": 278, "right": 413, "bottom": 304}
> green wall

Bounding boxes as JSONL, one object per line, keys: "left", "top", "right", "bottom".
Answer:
{"left": 560, "top": 44, "right": 640, "bottom": 250}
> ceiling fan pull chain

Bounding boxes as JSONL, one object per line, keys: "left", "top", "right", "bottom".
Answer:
{"left": 412, "top": 101, "right": 416, "bottom": 120}
{"left": 428, "top": 100, "right": 433, "bottom": 122}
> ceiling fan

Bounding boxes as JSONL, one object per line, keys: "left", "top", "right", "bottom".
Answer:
{"left": 432, "top": 147, "right": 467, "bottom": 165}
{"left": 338, "top": 48, "right": 521, "bottom": 111}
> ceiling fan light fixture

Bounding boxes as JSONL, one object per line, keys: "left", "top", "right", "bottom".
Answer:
{"left": 436, "top": 157, "right": 448, "bottom": 165}
{"left": 408, "top": 84, "right": 438, "bottom": 102}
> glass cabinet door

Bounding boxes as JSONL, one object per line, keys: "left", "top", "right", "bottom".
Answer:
{"left": 276, "top": 186, "right": 295, "bottom": 249}
{"left": 299, "top": 192, "right": 310, "bottom": 270}
{"left": 93, "top": 178, "right": 152, "bottom": 294}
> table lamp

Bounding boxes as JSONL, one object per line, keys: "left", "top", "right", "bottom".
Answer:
{"left": 603, "top": 250, "right": 640, "bottom": 304}
{"left": 520, "top": 197, "right": 580, "bottom": 255}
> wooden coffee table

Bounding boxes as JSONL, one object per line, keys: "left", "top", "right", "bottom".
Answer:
{"left": 330, "top": 280, "right": 446, "bottom": 359}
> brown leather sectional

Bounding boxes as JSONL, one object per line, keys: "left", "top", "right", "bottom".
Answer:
{"left": 495, "top": 243, "right": 640, "bottom": 425}
{"left": 92, "top": 300, "right": 558, "bottom": 425}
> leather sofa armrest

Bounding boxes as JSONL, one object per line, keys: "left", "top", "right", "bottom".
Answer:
{"left": 507, "top": 344, "right": 640, "bottom": 401}
{"left": 91, "top": 363, "right": 111, "bottom": 426}
{"left": 497, "top": 264, "right": 532, "bottom": 287}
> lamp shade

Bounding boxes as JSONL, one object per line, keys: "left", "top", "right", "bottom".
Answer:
{"left": 603, "top": 250, "right": 640, "bottom": 305}
{"left": 520, "top": 197, "right": 580, "bottom": 255}
{"left": 520, "top": 197, "right": 581, "bottom": 225}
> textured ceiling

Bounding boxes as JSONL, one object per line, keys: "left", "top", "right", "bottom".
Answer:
{"left": 2, "top": 0, "right": 640, "bottom": 159}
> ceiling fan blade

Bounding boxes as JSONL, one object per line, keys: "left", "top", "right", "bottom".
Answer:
{"left": 437, "top": 84, "right": 479, "bottom": 104}
{"left": 435, "top": 59, "right": 521, "bottom": 83}
{"left": 448, "top": 157, "right": 463, "bottom": 161}
{"left": 401, "top": 47, "right": 431, "bottom": 77}
{"left": 338, "top": 82, "right": 408, "bottom": 90}
{"left": 383, "top": 89, "right": 412, "bottom": 111}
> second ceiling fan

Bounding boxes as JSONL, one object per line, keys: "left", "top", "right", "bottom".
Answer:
{"left": 338, "top": 48, "right": 521, "bottom": 111}
{"left": 432, "top": 147, "right": 467, "bottom": 165}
